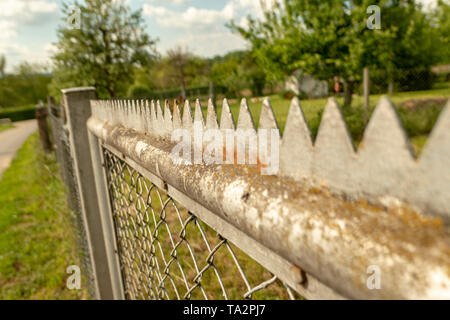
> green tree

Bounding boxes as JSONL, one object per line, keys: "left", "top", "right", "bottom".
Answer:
{"left": 50, "top": 0, "right": 158, "bottom": 98}
{"left": 0, "top": 55, "right": 5, "bottom": 78}
{"left": 231, "top": 0, "right": 440, "bottom": 106}
{"left": 434, "top": 0, "right": 450, "bottom": 64}
{"left": 210, "top": 50, "right": 267, "bottom": 97}
{"left": 0, "top": 62, "right": 51, "bottom": 108}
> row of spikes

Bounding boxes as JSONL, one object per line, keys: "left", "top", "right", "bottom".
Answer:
{"left": 91, "top": 97, "right": 450, "bottom": 219}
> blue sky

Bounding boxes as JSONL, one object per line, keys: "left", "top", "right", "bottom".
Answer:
{"left": 0, "top": 0, "right": 437, "bottom": 72}
{"left": 0, "top": 0, "right": 272, "bottom": 72}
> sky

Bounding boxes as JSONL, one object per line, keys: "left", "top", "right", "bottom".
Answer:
{"left": 0, "top": 0, "right": 438, "bottom": 72}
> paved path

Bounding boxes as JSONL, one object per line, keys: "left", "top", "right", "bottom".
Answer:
{"left": 0, "top": 120, "right": 37, "bottom": 179}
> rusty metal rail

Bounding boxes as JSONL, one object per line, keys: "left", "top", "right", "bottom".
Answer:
{"left": 58, "top": 87, "right": 450, "bottom": 299}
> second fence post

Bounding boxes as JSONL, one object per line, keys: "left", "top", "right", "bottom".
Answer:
{"left": 62, "top": 87, "right": 115, "bottom": 300}
{"left": 35, "top": 101, "right": 52, "bottom": 152}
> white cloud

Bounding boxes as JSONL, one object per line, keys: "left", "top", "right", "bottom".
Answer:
{"left": 0, "top": 0, "right": 58, "bottom": 70}
{"left": 0, "top": 0, "right": 58, "bottom": 23}
{"left": 145, "top": 0, "right": 190, "bottom": 5}
{"left": 143, "top": 0, "right": 270, "bottom": 56}
{"left": 0, "top": 42, "right": 52, "bottom": 68}
{"left": 143, "top": 0, "right": 272, "bottom": 29}
{"left": 144, "top": 5, "right": 231, "bottom": 28}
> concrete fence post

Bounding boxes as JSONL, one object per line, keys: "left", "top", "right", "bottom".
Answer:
{"left": 363, "top": 67, "right": 370, "bottom": 124}
{"left": 35, "top": 101, "right": 52, "bottom": 152}
{"left": 62, "top": 87, "right": 114, "bottom": 299}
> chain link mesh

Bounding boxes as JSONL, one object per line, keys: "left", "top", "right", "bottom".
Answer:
{"left": 48, "top": 106, "right": 96, "bottom": 298}
{"left": 103, "top": 148, "right": 301, "bottom": 300}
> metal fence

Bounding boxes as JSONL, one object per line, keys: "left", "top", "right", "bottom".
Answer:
{"left": 47, "top": 100, "right": 96, "bottom": 298}
{"left": 51, "top": 87, "right": 450, "bottom": 300}
{"left": 103, "top": 148, "right": 299, "bottom": 300}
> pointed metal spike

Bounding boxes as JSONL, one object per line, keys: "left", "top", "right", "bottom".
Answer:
{"left": 143, "top": 100, "right": 151, "bottom": 133}
{"left": 133, "top": 100, "right": 139, "bottom": 129}
{"left": 257, "top": 98, "right": 280, "bottom": 174}
{"left": 206, "top": 99, "right": 219, "bottom": 130}
{"left": 183, "top": 100, "right": 193, "bottom": 131}
{"left": 412, "top": 98, "right": 450, "bottom": 219}
{"left": 420, "top": 98, "right": 450, "bottom": 162}
{"left": 150, "top": 100, "right": 158, "bottom": 134}
{"left": 164, "top": 100, "right": 173, "bottom": 137}
{"left": 194, "top": 99, "right": 205, "bottom": 128}
{"left": 126, "top": 100, "right": 132, "bottom": 127}
{"left": 138, "top": 100, "right": 146, "bottom": 132}
{"left": 156, "top": 100, "right": 164, "bottom": 121}
{"left": 259, "top": 98, "right": 279, "bottom": 130}
{"left": 220, "top": 98, "right": 235, "bottom": 130}
{"left": 172, "top": 100, "right": 182, "bottom": 130}
{"left": 155, "top": 100, "right": 164, "bottom": 136}
{"left": 313, "top": 97, "right": 357, "bottom": 193}
{"left": 357, "top": 96, "right": 414, "bottom": 197}
{"left": 237, "top": 98, "right": 256, "bottom": 130}
{"left": 280, "top": 97, "right": 313, "bottom": 180}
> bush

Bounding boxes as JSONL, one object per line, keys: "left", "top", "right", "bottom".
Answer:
{"left": 127, "top": 84, "right": 151, "bottom": 98}
{"left": 397, "top": 102, "right": 444, "bottom": 137}
{"left": 0, "top": 105, "right": 36, "bottom": 122}
{"left": 367, "top": 68, "right": 436, "bottom": 94}
{"left": 127, "top": 85, "right": 227, "bottom": 101}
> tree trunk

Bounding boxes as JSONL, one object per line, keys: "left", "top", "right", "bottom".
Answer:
{"left": 181, "top": 79, "right": 186, "bottom": 100}
{"left": 209, "top": 81, "right": 216, "bottom": 106}
{"left": 344, "top": 80, "right": 354, "bottom": 107}
{"left": 388, "top": 81, "right": 394, "bottom": 95}
{"left": 107, "top": 86, "right": 116, "bottom": 99}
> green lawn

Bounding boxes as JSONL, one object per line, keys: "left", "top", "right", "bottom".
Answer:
{"left": 205, "top": 87, "right": 449, "bottom": 156}
{"left": 0, "top": 133, "right": 89, "bottom": 299}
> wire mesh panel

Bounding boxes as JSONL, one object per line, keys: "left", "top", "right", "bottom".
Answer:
{"left": 48, "top": 107, "right": 96, "bottom": 298}
{"left": 103, "top": 148, "right": 301, "bottom": 300}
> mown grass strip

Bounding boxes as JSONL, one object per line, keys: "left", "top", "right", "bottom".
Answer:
{"left": 0, "top": 133, "right": 89, "bottom": 299}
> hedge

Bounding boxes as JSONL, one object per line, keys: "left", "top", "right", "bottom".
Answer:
{"left": 0, "top": 105, "right": 36, "bottom": 122}
{"left": 126, "top": 85, "right": 227, "bottom": 100}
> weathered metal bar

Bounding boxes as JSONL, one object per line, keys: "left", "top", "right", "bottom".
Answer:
{"left": 102, "top": 143, "right": 345, "bottom": 300}
{"left": 62, "top": 87, "right": 114, "bottom": 299}
{"left": 87, "top": 115, "right": 450, "bottom": 299}
{"left": 88, "top": 132, "right": 125, "bottom": 300}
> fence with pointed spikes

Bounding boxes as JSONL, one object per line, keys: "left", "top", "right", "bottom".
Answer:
{"left": 91, "top": 96, "right": 450, "bottom": 223}
{"left": 59, "top": 87, "right": 450, "bottom": 300}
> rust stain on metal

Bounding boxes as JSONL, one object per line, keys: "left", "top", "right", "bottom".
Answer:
{"left": 87, "top": 117, "right": 450, "bottom": 299}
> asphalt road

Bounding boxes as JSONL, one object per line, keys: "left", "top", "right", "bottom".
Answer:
{"left": 0, "top": 120, "right": 37, "bottom": 179}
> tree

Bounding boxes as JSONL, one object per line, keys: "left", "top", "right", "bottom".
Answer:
{"left": 50, "top": 0, "right": 158, "bottom": 98}
{"left": 231, "top": 0, "right": 440, "bottom": 106}
{"left": 166, "top": 46, "right": 190, "bottom": 99}
{"left": 211, "top": 58, "right": 247, "bottom": 97}
{"left": 434, "top": 0, "right": 450, "bottom": 64}
{"left": 0, "top": 62, "right": 51, "bottom": 108}
{"left": 210, "top": 50, "right": 267, "bottom": 97}
{"left": 0, "top": 55, "right": 5, "bottom": 78}
{"left": 164, "top": 46, "right": 210, "bottom": 99}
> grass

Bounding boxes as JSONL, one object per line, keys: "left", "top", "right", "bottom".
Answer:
{"left": 200, "top": 86, "right": 449, "bottom": 156}
{"left": 0, "top": 133, "right": 89, "bottom": 299}
{"left": 0, "top": 123, "right": 14, "bottom": 133}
